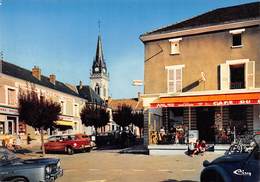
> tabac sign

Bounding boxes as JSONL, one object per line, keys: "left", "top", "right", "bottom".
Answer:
{"left": 150, "top": 99, "right": 260, "bottom": 108}
{"left": 0, "top": 106, "right": 19, "bottom": 115}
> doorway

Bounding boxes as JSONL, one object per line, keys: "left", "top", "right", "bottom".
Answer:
{"left": 196, "top": 107, "right": 215, "bottom": 143}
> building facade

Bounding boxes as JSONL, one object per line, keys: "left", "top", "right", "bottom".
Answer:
{"left": 140, "top": 2, "right": 260, "bottom": 151}
{"left": 0, "top": 61, "right": 103, "bottom": 142}
{"left": 90, "top": 35, "right": 109, "bottom": 101}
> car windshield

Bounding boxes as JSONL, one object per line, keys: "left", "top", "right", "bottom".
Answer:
{"left": 0, "top": 147, "right": 18, "bottom": 162}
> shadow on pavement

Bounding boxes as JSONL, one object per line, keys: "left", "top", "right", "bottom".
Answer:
{"left": 161, "top": 180, "right": 198, "bottom": 182}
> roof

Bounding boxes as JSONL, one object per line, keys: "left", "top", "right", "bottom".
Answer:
{"left": 1, "top": 60, "right": 103, "bottom": 103}
{"left": 107, "top": 98, "right": 143, "bottom": 111}
{"left": 76, "top": 85, "right": 104, "bottom": 105}
{"left": 141, "top": 2, "right": 260, "bottom": 37}
{"left": 92, "top": 35, "right": 107, "bottom": 74}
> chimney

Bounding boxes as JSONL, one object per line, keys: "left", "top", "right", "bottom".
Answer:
{"left": 49, "top": 74, "right": 56, "bottom": 85}
{"left": 32, "top": 66, "right": 41, "bottom": 80}
{"left": 79, "top": 80, "right": 83, "bottom": 89}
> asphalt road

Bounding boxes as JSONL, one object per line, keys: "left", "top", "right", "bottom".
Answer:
{"left": 48, "top": 149, "right": 222, "bottom": 182}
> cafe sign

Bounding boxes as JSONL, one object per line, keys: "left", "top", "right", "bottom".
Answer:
{"left": 151, "top": 99, "right": 260, "bottom": 108}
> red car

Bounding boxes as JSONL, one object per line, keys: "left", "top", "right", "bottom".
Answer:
{"left": 44, "top": 134, "right": 92, "bottom": 155}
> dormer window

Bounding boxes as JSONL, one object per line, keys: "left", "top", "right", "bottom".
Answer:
{"left": 169, "top": 38, "right": 182, "bottom": 55}
{"left": 229, "top": 29, "right": 245, "bottom": 48}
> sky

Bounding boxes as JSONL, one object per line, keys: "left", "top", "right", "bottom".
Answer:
{"left": 0, "top": 0, "right": 256, "bottom": 99}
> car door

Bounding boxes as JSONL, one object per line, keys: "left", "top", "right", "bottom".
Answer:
{"left": 242, "top": 146, "right": 260, "bottom": 182}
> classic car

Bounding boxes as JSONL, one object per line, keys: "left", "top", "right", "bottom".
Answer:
{"left": 44, "top": 133, "right": 92, "bottom": 155}
{"left": 200, "top": 134, "right": 260, "bottom": 182}
{"left": 0, "top": 147, "right": 63, "bottom": 182}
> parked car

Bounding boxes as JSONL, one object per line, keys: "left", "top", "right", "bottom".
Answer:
{"left": 200, "top": 134, "right": 260, "bottom": 182}
{"left": 44, "top": 134, "right": 92, "bottom": 155}
{"left": 0, "top": 147, "right": 63, "bottom": 182}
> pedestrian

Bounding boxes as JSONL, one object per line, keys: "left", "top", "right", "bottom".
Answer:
{"left": 200, "top": 140, "right": 206, "bottom": 155}
{"left": 191, "top": 139, "right": 201, "bottom": 157}
{"left": 27, "top": 133, "right": 32, "bottom": 145}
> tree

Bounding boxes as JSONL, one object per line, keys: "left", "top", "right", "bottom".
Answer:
{"left": 18, "top": 90, "right": 61, "bottom": 155}
{"left": 80, "top": 102, "right": 110, "bottom": 134}
{"left": 112, "top": 104, "right": 133, "bottom": 130}
{"left": 132, "top": 111, "right": 144, "bottom": 137}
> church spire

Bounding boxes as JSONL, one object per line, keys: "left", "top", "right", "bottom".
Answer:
{"left": 92, "top": 34, "right": 107, "bottom": 74}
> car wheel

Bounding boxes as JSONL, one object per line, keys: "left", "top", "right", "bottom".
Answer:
{"left": 9, "top": 177, "right": 28, "bottom": 182}
{"left": 201, "top": 171, "right": 224, "bottom": 182}
{"left": 85, "top": 148, "right": 91, "bottom": 153}
{"left": 66, "top": 147, "right": 74, "bottom": 155}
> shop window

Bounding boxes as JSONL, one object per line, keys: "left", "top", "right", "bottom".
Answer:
{"left": 166, "top": 65, "right": 184, "bottom": 93}
{"left": 7, "top": 88, "right": 16, "bottom": 105}
{"left": 229, "top": 105, "right": 247, "bottom": 135}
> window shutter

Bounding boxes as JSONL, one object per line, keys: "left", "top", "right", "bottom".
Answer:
{"left": 246, "top": 61, "right": 255, "bottom": 89}
{"left": 168, "top": 69, "right": 175, "bottom": 92}
{"left": 175, "top": 68, "right": 182, "bottom": 92}
{"left": 220, "top": 64, "right": 229, "bottom": 90}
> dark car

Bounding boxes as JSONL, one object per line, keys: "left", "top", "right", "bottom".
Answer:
{"left": 44, "top": 134, "right": 92, "bottom": 155}
{"left": 0, "top": 147, "right": 63, "bottom": 182}
{"left": 201, "top": 134, "right": 260, "bottom": 182}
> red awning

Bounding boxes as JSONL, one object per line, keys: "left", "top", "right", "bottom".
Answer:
{"left": 150, "top": 92, "right": 260, "bottom": 108}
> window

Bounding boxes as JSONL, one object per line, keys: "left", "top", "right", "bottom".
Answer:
{"left": 169, "top": 38, "right": 182, "bottom": 55}
{"left": 166, "top": 65, "right": 184, "bottom": 93}
{"left": 60, "top": 100, "right": 65, "bottom": 114}
{"left": 95, "top": 84, "right": 100, "bottom": 95}
{"left": 232, "top": 34, "right": 241, "bottom": 46}
{"left": 230, "top": 64, "right": 245, "bottom": 89}
{"left": 7, "top": 88, "right": 16, "bottom": 105}
{"left": 74, "top": 104, "right": 79, "bottom": 117}
{"left": 229, "top": 29, "right": 245, "bottom": 47}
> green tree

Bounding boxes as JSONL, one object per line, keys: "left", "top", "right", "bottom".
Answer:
{"left": 80, "top": 102, "right": 110, "bottom": 134}
{"left": 112, "top": 104, "right": 133, "bottom": 130}
{"left": 18, "top": 90, "right": 61, "bottom": 155}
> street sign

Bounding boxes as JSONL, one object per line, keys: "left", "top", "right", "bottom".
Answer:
{"left": 132, "top": 80, "right": 143, "bottom": 86}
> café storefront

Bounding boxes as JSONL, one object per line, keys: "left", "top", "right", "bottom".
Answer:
{"left": 147, "top": 92, "right": 260, "bottom": 154}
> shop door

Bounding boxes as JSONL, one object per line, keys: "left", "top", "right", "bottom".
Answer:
{"left": 196, "top": 107, "right": 215, "bottom": 143}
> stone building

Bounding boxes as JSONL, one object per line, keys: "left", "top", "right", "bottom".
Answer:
{"left": 0, "top": 60, "right": 102, "bottom": 142}
{"left": 140, "top": 2, "right": 260, "bottom": 154}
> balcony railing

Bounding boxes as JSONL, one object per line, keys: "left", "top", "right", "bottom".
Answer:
{"left": 230, "top": 82, "right": 245, "bottom": 89}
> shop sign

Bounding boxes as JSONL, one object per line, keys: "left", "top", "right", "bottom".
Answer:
{"left": 151, "top": 99, "right": 260, "bottom": 108}
{"left": 0, "top": 106, "right": 18, "bottom": 115}
{"left": 58, "top": 115, "right": 74, "bottom": 121}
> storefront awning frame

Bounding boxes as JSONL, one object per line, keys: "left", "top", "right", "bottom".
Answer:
{"left": 150, "top": 92, "right": 260, "bottom": 108}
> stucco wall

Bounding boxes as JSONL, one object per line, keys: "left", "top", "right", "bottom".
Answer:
{"left": 144, "top": 26, "right": 260, "bottom": 94}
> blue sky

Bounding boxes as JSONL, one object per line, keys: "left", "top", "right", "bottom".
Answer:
{"left": 0, "top": 0, "right": 256, "bottom": 99}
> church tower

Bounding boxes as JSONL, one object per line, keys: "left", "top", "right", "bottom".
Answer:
{"left": 90, "top": 35, "right": 109, "bottom": 101}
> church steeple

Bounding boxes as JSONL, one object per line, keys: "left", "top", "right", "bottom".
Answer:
{"left": 92, "top": 35, "right": 107, "bottom": 74}
{"left": 90, "top": 34, "right": 109, "bottom": 101}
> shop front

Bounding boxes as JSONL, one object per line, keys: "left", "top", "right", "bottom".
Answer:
{"left": 52, "top": 115, "right": 81, "bottom": 135}
{"left": 0, "top": 106, "right": 19, "bottom": 145}
{"left": 147, "top": 92, "right": 260, "bottom": 154}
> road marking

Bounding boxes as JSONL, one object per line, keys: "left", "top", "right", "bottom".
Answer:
{"left": 88, "top": 169, "right": 100, "bottom": 171}
{"left": 182, "top": 169, "right": 195, "bottom": 172}
{"left": 132, "top": 169, "right": 145, "bottom": 172}
{"left": 157, "top": 169, "right": 172, "bottom": 172}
